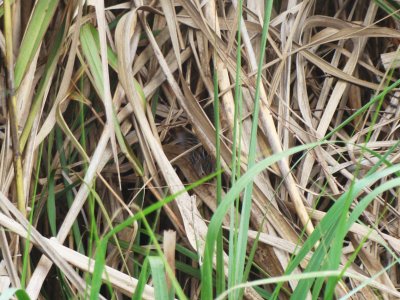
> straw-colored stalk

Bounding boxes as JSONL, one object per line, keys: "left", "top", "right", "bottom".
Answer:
{"left": 3, "top": 0, "right": 25, "bottom": 217}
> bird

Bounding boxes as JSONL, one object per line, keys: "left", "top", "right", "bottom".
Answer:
{"left": 172, "top": 128, "right": 214, "bottom": 177}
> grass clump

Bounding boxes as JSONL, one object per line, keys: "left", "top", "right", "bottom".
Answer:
{"left": 2, "top": 0, "right": 400, "bottom": 299}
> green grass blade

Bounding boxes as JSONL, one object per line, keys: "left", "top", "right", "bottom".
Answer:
{"left": 132, "top": 259, "right": 151, "bottom": 300}
{"left": 228, "top": 0, "right": 244, "bottom": 295}
{"left": 148, "top": 257, "right": 170, "bottom": 300}
{"left": 20, "top": 19, "right": 66, "bottom": 150}
{"left": 340, "top": 253, "right": 400, "bottom": 299}
{"left": 56, "top": 126, "right": 84, "bottom": 253}
{"left": 0, "top": 288, "right": 30, "bottom": 300}
{"left": 56, "top": 103, "right": 90, "bottom": 162}
{"left": 80, "top": 23, "right": 145, "bottom": 176}
{"left": 21, "top": 142, "right": 44, "bottom": 287}
{"left": 89, "top": 173, "right": 215, "bottom": 298}
{"left": 322, "top": 177, "right": 400, "bottom": 299}
{"left": 323, "top": 77, "right": 400, "bottom": 141}
{"left": 47, "top": 170, "right": 56, "bottom": 236}
{"left": 282, "top": 163, "right": 400, "bottom": 298}
{"left": 89, "top": 238, "right": 106, "bottom": 300}
{"left": 324, "top": 67, "right": 396, "bottom": 299}
{"left": 80, "top": 24, "right": 104, "bottom": 97}
{"left": 88, "top": 24, "right": 119, "bottom": 71}
{"left": 0, "top": 0, "right": 15, "bottom": 18}
{"left": 14, "top": 0, "right": 59, "bottom": 88}
{"left": 374, "top": 0, "right": 400, "bottom": 21}
{"left": 213, "top": 57, "right": 225, "bottom": 296}
{"left": 232, "top": 1, "right": 274, "bottom": 298}
{"left": 347, "top": 178, "right": 400, "bottom": 234}
{"left": 202, "top": 141, "right": 324, "bottom": 298}
{"left": 140, "top": 214, "right": 185, "bottom": 300}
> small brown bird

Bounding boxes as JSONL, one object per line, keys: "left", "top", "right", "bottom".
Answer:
{"left": 174, "top": 129, "right": 214, "bottom": 177}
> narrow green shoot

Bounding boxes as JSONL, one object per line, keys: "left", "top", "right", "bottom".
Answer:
{"left": 232, "top": 1, "right": 274, "bottom": 298}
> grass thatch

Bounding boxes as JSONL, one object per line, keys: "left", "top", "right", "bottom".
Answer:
{"left": 1, "top": 0, "right": 400, "bottom": 299}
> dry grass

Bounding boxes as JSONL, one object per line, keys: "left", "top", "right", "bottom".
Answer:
{"left": 1, "top": 0, "right": 400, "bottom": 299}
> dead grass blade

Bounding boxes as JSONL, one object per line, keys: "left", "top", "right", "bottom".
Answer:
{"left": 115, "top": 9, "right": 209, "bottom": 252}
{"left": 3, "top": 1, "right": 400, "bottom": 298}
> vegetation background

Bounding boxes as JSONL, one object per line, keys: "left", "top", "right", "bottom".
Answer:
{"left": 1, "top": 0, "right": 400, "bottom": 299}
